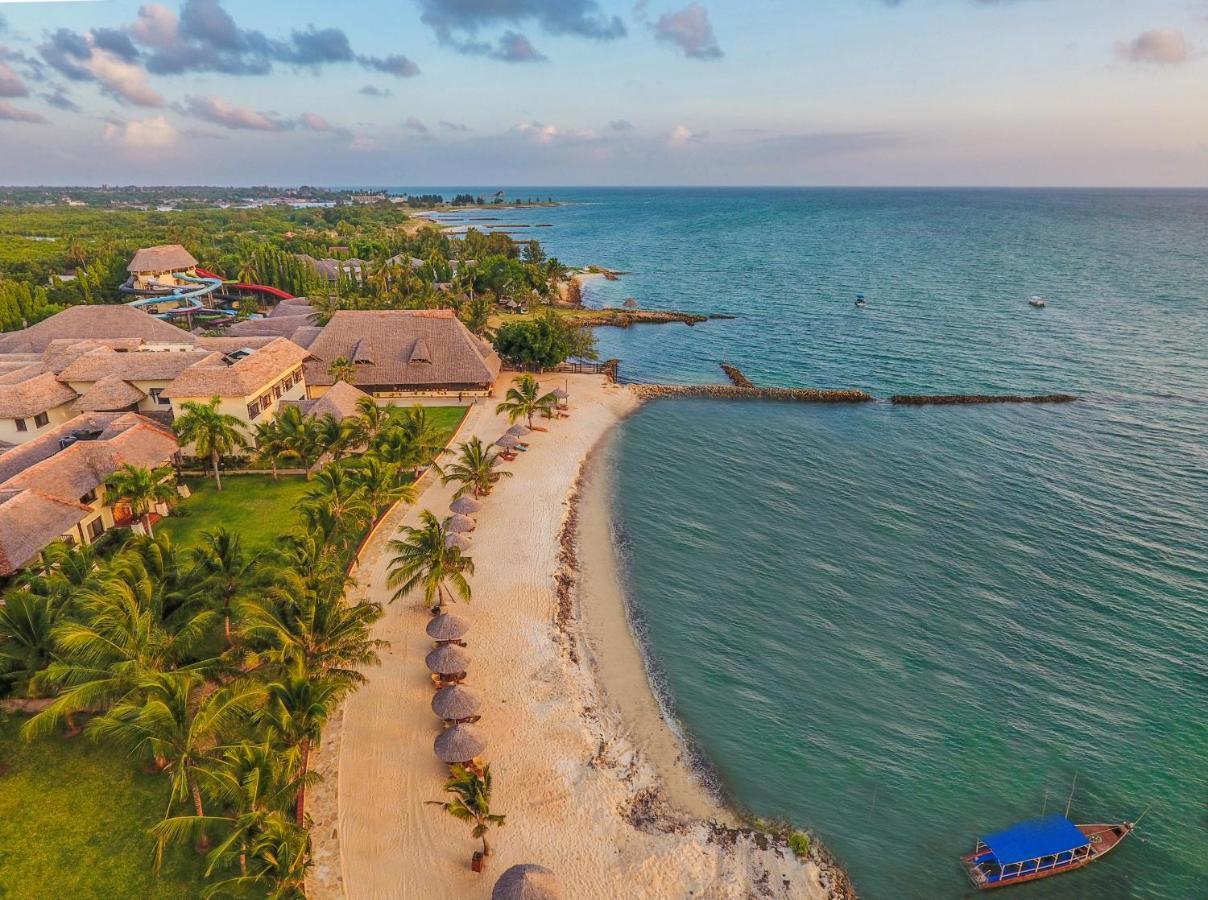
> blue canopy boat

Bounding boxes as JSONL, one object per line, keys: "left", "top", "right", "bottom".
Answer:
{"left": 961, "top": 813, "right": 1134, "bottom": 890}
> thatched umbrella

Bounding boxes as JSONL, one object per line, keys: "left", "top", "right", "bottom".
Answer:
{"left": 495, "top": 433, "right": 520, "bottom": 451}
{"left": 450, "top": 496, "right": 482, "bottom": 515}
{"left": 434, "top": 723, "right": 486, "bottom": 765}
{"left": 426, "top": 612, "right": 470, "bottom": 643}
{"left": 506, "top": 424, "right": 531, "bottom": 437}
{"left": 551, "top": 388, "right": 569, "bottom": 401}
{"left": 431, "top": 684, "right": 482, "bottom": 723}
{"left": 444, "top": 532, "right": 472, "bottom": 551}
{"left": 491, "top": 864, "right": 564, "bottom": 900}
{"left": 446, "top": 514, "right": 476, "bottom": 533}
{"left": 425, "top": 644, "right": 471, "bottom": 676}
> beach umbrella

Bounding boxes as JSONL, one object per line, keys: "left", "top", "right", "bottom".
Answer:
{"left": 551, "top": 388, "right": 569, "bottom": 401}
{"left": 446, "top": 514, "right": 476, "bottom": 533}
{"left": 425, "top": 644, "right": 471, "bottom": 675}
{"left": 450, "top": 496, "right": 483, "bottom": 515}
{"left": 491, "top": 864, "right": 564, "bottom": 900}
{"left": 426, "top": 612, "right": 470, "bottom": 643}
{"left": 444, "top": 532, "right": 472, "bottom": 551}
{"left": 434, "top": 723, "right": 487, "bottom": 764}
{"left": 505, "top": 424, "right": 531, "bottom": 437}
{"left": 431, "top": 684, "right": 483, "bottom": 722}
{"left": 495, "top": 433, "right": 520, "bottom": 450}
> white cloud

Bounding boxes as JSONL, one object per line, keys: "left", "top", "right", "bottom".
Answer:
{"left": 0, "top": 60, "right": 27, "bottom": 98}
{"left": 104, "top": 114, "right": 177, "bottom": 148}
{"left": 668, "top": 123, "right": 703, "bottom": 145}
{"left": 513, "top": 121, "right": 598, "bottom": 144}
{"left": 182, "top": 95, "right": 287, "bottom": 130}
{"left": 87, "top": 48, "right": 164, "bottom": 107}
{"left": 1114, "top": 29, "right": 1190, "bottom": 65}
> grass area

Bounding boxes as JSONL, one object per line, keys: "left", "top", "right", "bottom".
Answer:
{"left": 0, "top": 715, "right": 205, "bottom": 899}
{"left": 383, "top": 404, "right": 467, "bottom": 441}
{"left": 159, "top": 476, "right": 310, "bottom": 554}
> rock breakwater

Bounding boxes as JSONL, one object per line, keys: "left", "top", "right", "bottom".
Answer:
{"left": 720, "top": 364, "right": 755, "bottom": 388}
{"left": 631, "top": 384, "right": 875, "bottom": 403}
{"left": 891, "top": 393, "right": 1078, "bottom": 405}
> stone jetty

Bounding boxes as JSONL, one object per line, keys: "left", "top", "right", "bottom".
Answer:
{"left": 576, "top": 309, "right": 735, "bottom": 328}
{"left": 720, "top": 364, "right": 755, "bottom": 388}
{"left": 631, "top": 384, "right": 875, "bottom": 403}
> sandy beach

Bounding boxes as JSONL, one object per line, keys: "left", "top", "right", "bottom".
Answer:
{"left": 309, "top": 375, "right": 833, "bottom": 900}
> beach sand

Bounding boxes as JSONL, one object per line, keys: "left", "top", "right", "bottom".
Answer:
{"left": 308, "top": 376, "right": 831, "bottom": 900}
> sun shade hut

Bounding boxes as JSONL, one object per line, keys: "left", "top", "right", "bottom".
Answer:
{"left": 551, "top": 388, "right": 568, "bottom": 400}
{"left": 426, "top": 612, "right": 470, "bottom": 643}
{"left": 491, "top": 864, "right": 564, "bottom": 900}
{"left": 445, "top": 514, "right": 476, "bottom": 533}
{"left": 495, "top": 434, "right": 520, "bottom": 451}
{"left": 426, "top": 644, "right": 471, "bottom": 676}
{"left": 434, "top": 723, "right": 487, "bottom": 765}
{"left": 431, "top": 684, "right": 483, "bottom": 723}
{"left": 444, "top": 532, "right": 472, "bottom": 551}
{"left": 505, "top": 424, "right": 531, "bottom": 437}
{"left": 450, "top": 496, "right": 482, "bottom": 515}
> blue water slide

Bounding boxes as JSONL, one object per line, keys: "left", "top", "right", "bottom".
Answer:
{"left": 126, "top": 272, "right": 225, "bottom": 319}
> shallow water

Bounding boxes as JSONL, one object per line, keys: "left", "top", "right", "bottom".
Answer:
{"left": 427, "top": 188, "right": 1208, "bottom": 898}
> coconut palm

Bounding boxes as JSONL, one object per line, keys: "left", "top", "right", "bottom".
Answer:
{"left": 0, "top": 590, "right": 66, "bottom": 696}
{"left": 438, "top": 437, "right": 511, "bottom": 499}
{"left": 427, "top": 764, "right": 506, "bottom": 857}
{"left": 88, "top": 671, "right": 260, "bottom": 850}
{"left": 203, "top": 813, "right": 312, "bottom": 899}
{"left": 327, "top": 356, "right": 356, "bottom": 384}
{"left": 496, "top": 374, "right": 558, "bottom": 428}
{"left": 386, "top": 510, "right": 474, "bottom": 610}
{"left": 274, "top": 405, "right": 324, "bottom": 472}
{"left": 173, "top": 397, "right": 249, "bottom": 491}
{"left": 258, "top": 668, "right": 347, "bottom": 825}
{"left": 341, "top": 396, "right": 388, "bottom": 449}
{"left": 348, "top": 455, "right": 415, "bottom": 517}
{"left": 105, "top": 464, "right": 178, "bottom": 537}
{"left": 305, "top": 463, "right": 371, "bottom": 524}
{"left": 253, "top": 419, "right": 290, "bottom": 480}
{"left": 397, "top": 404, "right": 447, "bottom": 474}
{"left": 192, "top": 528, "right": 266, "bottom": 648}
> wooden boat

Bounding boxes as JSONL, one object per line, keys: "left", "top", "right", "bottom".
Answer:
{"left": 961, "top": 813, "right": 1134, "bottom": 890}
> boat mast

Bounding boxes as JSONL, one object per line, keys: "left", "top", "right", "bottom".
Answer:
{"left": 1064, "top": 773, "right": 1078, "bottom": 819}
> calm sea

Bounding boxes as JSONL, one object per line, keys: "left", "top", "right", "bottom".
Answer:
{"left": 418, "top": 188, "right": 1208, "bottom": 899}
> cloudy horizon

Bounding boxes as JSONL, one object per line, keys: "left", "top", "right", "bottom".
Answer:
{"left": 0, "top": 0, "right": 1206, "bottom": 187}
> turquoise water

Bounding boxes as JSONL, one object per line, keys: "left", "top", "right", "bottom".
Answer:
{"left": 431, "top": 189, "right": 1208, "bottom": 898}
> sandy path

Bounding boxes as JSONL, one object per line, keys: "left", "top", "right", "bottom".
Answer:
{"left": 310, "top": 375, "right": 831, "bottom": 900}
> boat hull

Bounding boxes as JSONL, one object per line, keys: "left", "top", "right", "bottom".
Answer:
{"left": 962, "top": 823, "right": 1133, "bottom": 890}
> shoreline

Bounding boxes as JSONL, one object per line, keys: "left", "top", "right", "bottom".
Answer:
{"left": 311, "top": 377, "right": 840, "bottom": 899}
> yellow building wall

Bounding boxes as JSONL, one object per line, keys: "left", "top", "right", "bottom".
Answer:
{"left": 0, "top": 401, "right": 77, "bottom": 446}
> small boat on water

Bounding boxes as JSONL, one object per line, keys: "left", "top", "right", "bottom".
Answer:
{"left": 1029, "top": 296, "right": 1047, "bottom": 308}
{"left": 855, "top": 293, "right": 867, "bottom": 308}
{"left": 961, "top": 813, "right": 1134, "bottom": 890}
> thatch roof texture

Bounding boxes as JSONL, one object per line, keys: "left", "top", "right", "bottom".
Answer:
{"left": 449, "top": 496, "right": 482, "bottom": 515}
{"left": 162, "top": 338, "right": 309, "bottom": 399}
{"left": 303, "top": 310, "right": 500, "bottom": 389}
{"left": 431, "top": 684, "right": 482, "bottom": 721}
{"left": 426, "top": 612, "right": 471, "bottom": 642}
{"left": 425, "top": 644, "right": 471, "bottom": 675}
{"left": 280, "top": 380, "right": 369, "bottom": 424}
{"left": 127, "top": 244, "right": 198, "bottom": 274}
{"left": 73, "top": 375, "right": 146, "bottom": 412}
{"left": 0, "top": 372, "right": 78, "bottom": 418}
{"left": 0, "top": 305, "right": 192, "bottom": 353}
{"left": 433, "top": 723, "right": 486, "bottom": 764}
{"left": 491, "top": 864, "right": 564, "bottom": 900}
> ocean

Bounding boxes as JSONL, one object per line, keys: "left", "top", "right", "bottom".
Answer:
{"left": 422, "top": 188, "right": 1208, "bottom": 899}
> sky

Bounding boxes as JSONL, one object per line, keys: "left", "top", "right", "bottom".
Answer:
{"left": 0, "top": 0, "right": 1206, "bottom": 187}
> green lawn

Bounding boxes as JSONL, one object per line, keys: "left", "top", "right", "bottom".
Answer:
{"left": 0, "top": 716, "right": 205, "bottom": 899}
{"left": 160, "top": 476, "right": 311, "bottom": 554}
{"left": 383, "top": 404, "right": 467, "bottom": 442}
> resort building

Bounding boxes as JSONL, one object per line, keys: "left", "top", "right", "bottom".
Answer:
{"left": 279, "top": 379, "right": 371, "bottom": 423}
{"left": 0, "top": 411, "right": 180, "bottom": 575}
{"left": 0, "top": 307, "right": 312, "bottom": 447}
{"left": 126, "top": 244, "right": 199, "bottom": 290}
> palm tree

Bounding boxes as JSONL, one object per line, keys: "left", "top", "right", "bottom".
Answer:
{"left": 274, "top": 406, "right": 324, "bottom": 473}
{"left": 427, "top": 764, "right": 506, "bottom": 857}
{"left": 173, "top": 397, "right": 249, "bottom": 491}
{"left": 192, "top": 528, "right": 266, "bottom": 648}
{"left": 496, "top": 374, "right": 558, "bottom": 428}
{"left": 439, "top": 437, "right": 511, "bottom": 499}
{"left": 386, "top": 510, "right": 473, "bottom": 610}
{"left": 304, "top": 464, "right": 371, "bottom": 524}
{"left": 253, "top": 419, "right": 289, "bottom": 480}
{"left": 204, "top": 813, "right": 311, "bottom": 899}
{"left": 88, "top": 671, "right": 260, "bottom": 850}
{"left": 105, "top": 464, "right": 177, "bottom": 536}
{"left": 348, "top": 455, "right": 415, "bottom": 517}
{"left": 0, "top": 590, "right": 65, "bottom": 696}
{"left": 238, "top": 581, "right": 384, "bottom": 686}
{"left": 349, "top": 396, "right": 389, "bottom": 447}
{"left": 327, "top": 356, "right": 356, "bottom": 384}
{"left": 398, "top": 405, "right": 447, "bottom": 475}
{"left": 258, "top": 668, "right": 346, "bottom": 825}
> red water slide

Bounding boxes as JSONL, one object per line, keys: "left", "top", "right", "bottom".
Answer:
{"left": 195, "top": 268, "right": 295, "bottom": 300}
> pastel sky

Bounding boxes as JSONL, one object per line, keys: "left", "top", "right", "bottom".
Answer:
{"left": 0, "top": 0, "right": 1206, "bottom": 186}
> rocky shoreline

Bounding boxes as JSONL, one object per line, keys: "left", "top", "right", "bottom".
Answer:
{"left": 575, "top": 309, "right": 735, "bottom": 328}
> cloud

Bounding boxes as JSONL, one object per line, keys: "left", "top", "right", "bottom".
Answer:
{"left": 87, "top": 48, "right": 164, "bottom": 106}
{"left": 0, "top": 99, "right": 46, "bottom": 124}
{"left": 40, "top": 87, "right": 81, "bottom": 112}
{"left": 439, "top": 120, "right": 469, "bottom": 131}
{"left": 181, "top": 95, "right": 289, "bottom": 131}
{"left": 0, "top": 60, "right": 27, "bottom": 98}
{"left": 299, "top": 112, "right": 333, "bottom": 131}
{"left": 39, "top": 30, "right": 164, "bottom": 106}
{"left": 360, "top": 53, "right": 421, "bottom": 77}
{"left": 513, "top": 120, "right": 599, "bottom": 144}
{"left": 1114, "top": 29, "right": 1189, "bottom": 65}
{"left": 359, "top": 84, "right": 392, "bottom": 97}
{"left": 418, "top": 0, "right": 625, "bottom": 60}
{"left": 609, "top": 119, "right": 634, "bottom": 132}
{"left": 668, "top": 124, "right": 706, "bottom": 145}
{"left": 104, "top": 114, "right": 178, "bottom": 147}
{"left": 404, "top": 116, "right": 429, "bottom": 133}
{"left": 639, "top": 3, "right": 723, "bottom": 60}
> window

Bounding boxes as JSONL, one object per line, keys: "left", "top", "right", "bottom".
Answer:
{"left": 80, "top": 489, "right": 97, "bottom": 504}
{"left": 247, "top": 399, "right": 261, "bottom": 420}
{"left": 86, "top": 518, "right": 104, "bottom": 541}
{"left": 259, "top": 392, "right": 271, "bottom": 408}
{"left": 149, "top": 388, "right": 170, "bottom": 406}
{"left": 34, "top": 412, "right": 49, "bottom": 428}
{"left": 14, "top": 418, "right": 27, "bottom": 433}
{"left": 273, "top": 384, "right": 282, "bottom": 399}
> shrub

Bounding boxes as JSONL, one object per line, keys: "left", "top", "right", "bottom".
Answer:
{"left": 788, "top": 831, "right": 810, "bottom": 859}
